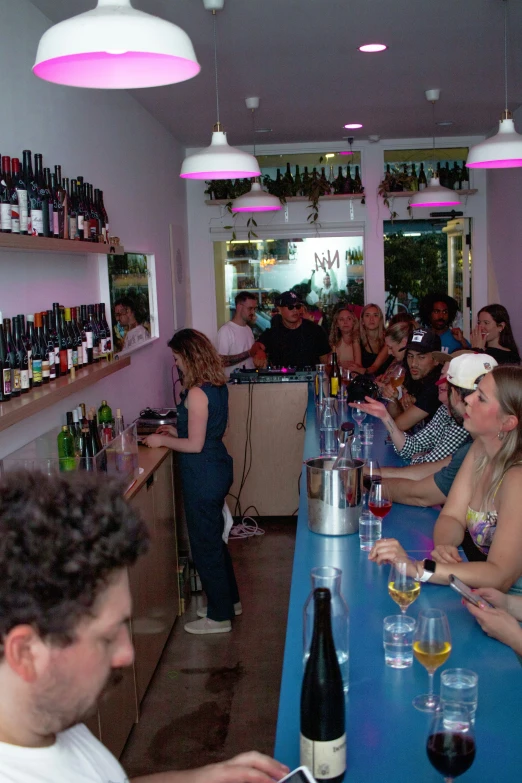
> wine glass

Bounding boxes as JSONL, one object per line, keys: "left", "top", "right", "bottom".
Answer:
{"left": 413, "top": 608, "right": 452, "bottom": 712}
{"left": 368, "top": 478, "right": 392, "bottom": 521}
{"left": 362, "top": 459, "right": 381, "bottom": 504}
{"left": 389, "top": 364, "right": 406, "bottom": 390}
{"left": 352, "top": 402, "right": 367, "bottom": 432}
{"left": 388, "top": 558, "right": 420, "bottom": 614}
{"left": 426, "top": 705, "right": 476, "bottom": 782}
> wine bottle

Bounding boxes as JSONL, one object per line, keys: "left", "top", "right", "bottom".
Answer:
{"left": 61, "top": 307, "right": 73, "bottom": 371}
{"left": 98, "top": 190, "right": 109, "bottom": 241}
{"left": 0, "top": 313, "right": 11, "bottom": 402}
{"left": 114, "top": 408, "right": 124, "bottom": 436}
{"left": 88, "top": 304, "right": 99, "bottom": 362}
{"left": 452, "top": 162, "right": 460, "bottom": 191}
{"left": 10, "top": 158, "right": 21, "bottom": 234}
{"left": 99, "top": 302, "right": 112, "bottom": 357}
{"left": 460, "top": 160, "right": 469, "bottom": 190}
{"left": 67, "top": 307, "right": 79, "bottom": 367}
{"left": 418, "top": 162, "right": 427, "bottom": 190}
{"left": 410, "top": 164, "right": 419, "bottom": 191}
{"left": 53, "top": 166, "right": 66, "bottom": 238}
{"left": 329, "top": 352, "right": 341, "bottom": 398}
{"left": 72, "top": 306, "right": 84, "bottom": 365}
{"left": 293, "top": 166, "right": 302, "bottom": 197}
{"left": 16, "top": 153, "right": 30, "bottom": 235}
{"left": 353, "top": 166, "right": 362, "bottom": 193}
{"left": 79, "top": 425, "right": 95, "bottom": 471}
{"left": 83, "top": 305, "right": 94, "bottom": 365}
{"left": 300, "top": 588, "right": 346, "bottom": 783}
{"left": 98, "top": 399, "right": 113, "bottom": 425}
{"left": 31, "top": 312, "right": 43, "bottom": 388}
{"left": 1, "top": 156, "right": 12, "bottom": 233}
{"left": 43, "top": 167, "right": 54, "bottom": 237}
{"left": 319, "top": 167, "right": 330, "bottom": 194}
{"left": 4, "top": 318, "right": 21, "bottom": 398}
{"left": 57, "top": 425, "right": 76, "bottom": 472}
{"left": 53, "top": 302, "right": 68, "bottom": 375}
{"left": 34, "top": 154, "right": 50, "bottom": 237}
{"left": 80, "top": 305, "right": 89, "bottom": 365}
{"left": 345, "top": 166, "right": 353, "bottom": 193}
{"left": 38, "top": 313, "right": 51, "bottom": 384}
{"left": 13, "top": 316, "right": 30, "bottom": 393}
{"left": 332, "top": 166, "right": 345, "bottom": 195}
{"left": 42, "top": 311, "right": 56, "bottom": 381}
{"left": 24, "top": 313, "right": 34, "bottom": 386}
{"left": 69, "top": 179, "right": 79, "bottom": 240}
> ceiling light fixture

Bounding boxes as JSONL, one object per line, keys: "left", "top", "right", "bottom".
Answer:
{"left": 339, "top": 136, "right": 355, "bottom": 155}
{"left": 231, "top": 98, "right": 281, "bottom": 213}
{"left": 180, "top": 0, "right": 260, "bottom": 180}
{"left": 344, "top": 123, "right": 363, "bottom": 130}
{"left": 33, "top": 0, "right": 200, "bottom": 89}
{"left": 467, "top": 0, "right": 522, "bottom": 168}
{"left": 358, "top": 43, "right": 387, "bottom": 53}
{"left": 410, "top": 90, "right": 461, "bottom": 209}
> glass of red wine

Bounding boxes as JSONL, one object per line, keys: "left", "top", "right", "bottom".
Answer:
{"left": 426, "top": 706, "right": 476, "bottom": 782}
{"left": 368, "top": 478, "right": 392, "bottom": 520}
{"left": 362, "top": 459, "right": 381, "bottom": 505}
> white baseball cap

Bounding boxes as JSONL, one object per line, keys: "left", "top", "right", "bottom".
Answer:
{"left": 446, "top": 353, "right": 498, "bottom": 390}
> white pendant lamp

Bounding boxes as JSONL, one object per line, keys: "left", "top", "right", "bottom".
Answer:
{"left": 33, "top": 0, "right": 200, "bottom": 90}
{"left": 231, "top": 99, "right": 281, "bottom": 213}
{"left": 410, "top": 90, "right": 461, "bottom": 209}
{"left": 180, "top": 1, "right": 261, "bottom": 181}
{"left": 467, "top": 2, "right": 522, "bottom": 168}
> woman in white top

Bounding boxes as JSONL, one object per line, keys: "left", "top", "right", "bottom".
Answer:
{"left": 329, "top": 307, "right": 361, "bottom": 368}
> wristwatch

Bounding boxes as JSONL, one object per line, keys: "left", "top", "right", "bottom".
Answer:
{"left": 416, "top": 558, "right": 436, "bottom": 582}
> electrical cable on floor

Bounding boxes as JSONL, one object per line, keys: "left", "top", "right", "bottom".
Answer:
{"left": 228, "top": 516, "right": 265, "bottom": 539}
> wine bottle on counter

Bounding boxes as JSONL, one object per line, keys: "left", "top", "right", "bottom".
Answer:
{"left": 300, "top": 588, "right": 346, "bottom": 783}
{"left": 0, "top": 313, "right": 11, "bottom": 402}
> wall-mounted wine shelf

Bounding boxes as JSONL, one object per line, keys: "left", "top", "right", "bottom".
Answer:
{"left": 0, "top": 234, "right": 124, "bottom": 255}
{"left": 205, "top": 193, "right": 366, "bottom": 206}
{"left": 382, "top": 189, "right": 477, "bottom": 199}
{"left": 0, "top": 356, "right": 131, "bottom": 434}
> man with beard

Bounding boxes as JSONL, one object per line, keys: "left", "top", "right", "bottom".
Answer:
{"left": 216, "top": 291, "right": 258, "bottom": 378}
{"left": 0, "top": 471, "right": 289, "bottom": 783}
{"left": 418, "top": 293, "right": 470, "bottom": 354}
{"left": 374, "top": 353, "right": 497, "bottom": 507}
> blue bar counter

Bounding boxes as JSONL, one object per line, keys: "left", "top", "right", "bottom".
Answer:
{"left": 274, "top": 391, "right": 522, "bottom": 782}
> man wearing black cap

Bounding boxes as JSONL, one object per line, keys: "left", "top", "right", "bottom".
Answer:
{"left": 254, "top": 290, "right": 330, "bottom": 368}
{"left": 386, "top": 328, "right": 442, "bottom": 431}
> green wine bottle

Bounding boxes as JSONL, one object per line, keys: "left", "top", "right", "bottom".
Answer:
{"left": 57, "top": 425, "right": 76, "bottom": 472}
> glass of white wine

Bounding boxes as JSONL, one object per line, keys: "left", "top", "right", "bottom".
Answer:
{"left": 413, "top": 608, "right": 452, "bottom": 712}
{"left": 388, "top": 558, "right": 420, "bottom": 614}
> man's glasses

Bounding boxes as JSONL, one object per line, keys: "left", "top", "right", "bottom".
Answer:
{"left": 286, "top": 304, "right": 303, "bottom": 311}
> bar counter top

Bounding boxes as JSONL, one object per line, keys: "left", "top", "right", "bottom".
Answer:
{"left": 274, "top": 390, "right": 522, "bottom": 782}
{"left": 125, "top": 444, "right": 170, "bottom": 500}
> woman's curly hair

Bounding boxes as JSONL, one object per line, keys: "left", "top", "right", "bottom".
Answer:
{"left": 0, "top": 471, "right": 149, "bottom": 657}
{"left": 168, "top": 328, "right": 227, "bottom": 388}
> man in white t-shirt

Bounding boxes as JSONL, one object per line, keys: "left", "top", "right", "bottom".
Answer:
{"left": 0, "top": 471, "right": 289, "bottom": 783}
{"left": 216, "top": 292, "right": 257, "bottom": 377}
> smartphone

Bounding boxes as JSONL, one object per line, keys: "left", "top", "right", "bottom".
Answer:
{"left": 279, "top": 767, "right": 316, "bottom": 783}
{"left": 449, "top": 574, "right": 494, "bottom": 608}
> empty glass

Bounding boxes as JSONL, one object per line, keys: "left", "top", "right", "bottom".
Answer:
{"left": 359, "top": 509, "right": 382, "bottom": 550}
{"left": 319, "top": 397, "right": 339, "bottom": 456}
{"left": 440, "top": 669, "right": 478, "bottom": 725}
{"left": 352, "top": 403, "right": 366, "bottom": 432}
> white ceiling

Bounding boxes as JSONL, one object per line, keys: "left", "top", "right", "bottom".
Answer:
{"left": 29, "top": 0, "right": 522, "bottom": 147}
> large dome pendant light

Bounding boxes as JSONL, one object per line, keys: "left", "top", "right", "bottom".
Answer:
{"left": 410, "top": 90, "right": 461, "bottom": 209}
{"left": 33, "top": 0, "right": 200, "bottom": 90}
{"left": 180, "top": 0, "right": 261, "bottom": 180}
{"left": 232, "top": 98, "right": 281, "bottom": 213}
{"left": 467, "top": 0, "right": 522, "bottom": 168}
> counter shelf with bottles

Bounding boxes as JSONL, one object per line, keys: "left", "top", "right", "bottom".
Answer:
{"left": 1, "top": 422, "right": 139, "bottom": 492}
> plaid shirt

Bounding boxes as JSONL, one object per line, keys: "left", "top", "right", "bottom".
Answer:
{"left": 395, "top": 405, "right": 471, "bottom": 464}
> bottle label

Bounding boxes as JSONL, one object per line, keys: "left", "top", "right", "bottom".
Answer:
{"left": 20, "top": 369, "right": 30, "bottom": 390}
{"left": 330, "top": 377, "right": 339, "bottom": 397}
{"left": 69, "top": 216, "right": 77, "bottom": 239}
{"left": 11, "top": 205, "right": 20, "bottom": 233}
{"left": 42, "top": 359, "right": 50, "bottom": 379}
{"left": 77, "top": 343, "right": 83, "bottom": 365}
{"left": 60, "top": 349, "right": 68, "bottom": 374}
{"left": 16, "top": 190, "right": 28, "bottom": 232}
{"left": 2, "top": 368, "right": 11, "bottom": 395}
{"left": 32, "top": 359, "right": 42, "bottom": 384}
{"left": 53, "top": 211, "right": 59, "bottom": 236}
{"left": 300, "top": 734, "right": 346, "bottom": 780}
{"left": 1, "top": 203, "right": 12, "bottom": 229}
{"left": 100, "top": 337, "right": 107, "bottom": 356}
{"left": 27, "top": 349, "right": 32, "bottom": 379}
{"left": 31, "top": 208, "right": 43, "bottom": 235}
{"left": 72, "top": 348, "right": 78, "bottom": 367}
{"left": 13, "top": 368, "right": 21, "bottom": 390}
{"left": 78, "top": 214, "right": 84, "bottom": 232}
{"left": 67, "top": 348, "right": 73, "bottom": 370}
{"left": 48, "top": 348, "right": 55, "bottom": 367}
{"left": 82, "top": 339, "right": 88, "bottom": 363}
{"left": 86, "top": 332, "right": 93, "bottom": 349}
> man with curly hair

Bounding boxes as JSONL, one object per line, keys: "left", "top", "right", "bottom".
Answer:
{"left": 0, "top": 471, "right": 289, "bottom": 783}
{"left": 418, "top": 292, "right": 469, "bottom": 354}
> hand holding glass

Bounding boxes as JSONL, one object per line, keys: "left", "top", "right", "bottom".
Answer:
{"left": 352, "top": 403, "right": 366, "bottom": 430}
{"left": 388, "top": 558, "right": 420, "bottom": 614}
{"left": 413, "top": 608, "right": 452, "bottom": 712}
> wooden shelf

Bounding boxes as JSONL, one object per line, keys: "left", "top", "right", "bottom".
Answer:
{"left": 0, "top": 233, "right": 124, "bottom": 255}
{"left": 0, "top": 356, "right": 131, "bottom": 434}
{"left": 205, "top": 193, "right": 365, "bottom": 206}
{"left": 383, "top": 189, "right": 477, "bottom": 199}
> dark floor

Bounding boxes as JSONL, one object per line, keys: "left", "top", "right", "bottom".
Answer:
{"left": 120, "top": 518, "right": 297, "bottom": 778}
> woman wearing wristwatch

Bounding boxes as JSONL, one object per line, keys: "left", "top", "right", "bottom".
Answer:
{"left": 369, "top": 365, "right": 522, "bottom": 595}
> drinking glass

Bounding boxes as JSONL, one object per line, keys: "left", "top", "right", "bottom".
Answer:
{"left": 362, "top": 459, "right": 381, "bottom": 499}
{"left": 383, "top": 615, "right": 415, "bottom": 668}
{"left": 426, "top": 705, "right": 476, "bottom": 782}
{"left": 351, "top": 402, "right": 366, "bottom": 432}
{"left": 413, "top": 608, "right": 452, "bottom": 712}
{"left": 389, "top": 364, "right": 406, "bottom": 390}
{"left": 440, "top": 669, "right": 478, "bottom": 725}
{"left": 340, "top": 368, "right": 351, "bottom": 400}
{"left": 368, "top": 478, "right": 392, "bottom": 520}
{"left": 388, "top": 558, "right": 420, "bottom": 614}
{"left": 359, "top": 509, "right": 382, "bottom": 550}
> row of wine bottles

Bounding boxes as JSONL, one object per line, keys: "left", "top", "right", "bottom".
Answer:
{"left": 57, "top": 400, "right": 125, "bottom": 472}
{"left": 384, "top": 160, "right": 470, "bottom": 192}
{"left": 0, "top": 302, "right": 111, "bottom": 402}
{"left": 0, "top": 150, "right": 110, "bottom": 241}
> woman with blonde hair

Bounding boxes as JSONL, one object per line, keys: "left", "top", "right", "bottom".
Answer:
{"left": 143, "top": 329, "right": 240, "bottom": 635}
{"left": 329, "top": 307, "right": 361, "bottom": 368}
{"left": 369, "top": 365, "right": 522, "bottom": 594}
{"left": 346, "top": 303, "right": 390, "bottom": 376}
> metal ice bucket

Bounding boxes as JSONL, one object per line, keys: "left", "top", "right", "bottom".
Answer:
{"left": 305, "top": 456, "right": 364, "bottom": 535}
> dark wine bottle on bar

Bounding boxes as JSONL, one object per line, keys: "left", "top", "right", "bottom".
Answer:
{"left": 0, "top": 314, "right": 11, "bottom": 402}
{"left": 27, "top": 152, "right": 43, "bottom": 236}
{"left": 13, "top": 316, "right": 30, "bottom": 394}
{"left": 65, "top": 308, "right": 78, "bottom": 367}
{"left": 31, "top": 312, "right": 43, "bottom": 387}
{"left": 1, "top": 156, "right": 12, "bottom": 233}
{"left": 54, "top": 166, "right": 66, "bottom": 238}
{"left": 34, "top": 154, "right": 50, "bottom": 237}
{"left": 354, "top": 165, "right": 362, "bottom": 193}
{"left": 300, "top": 588, "right": 346, "bottom": 783}
{"left": 4, "top": 318, "right": 21, "bottom": 397}
{"left": 53, "top": 302, "right": 68, "bottom": 375}
{"left": 89, "top": 304, "right": 100, "bottom": 363}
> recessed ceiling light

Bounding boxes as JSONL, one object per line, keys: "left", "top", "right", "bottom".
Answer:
{"left": 344, "top": 123, "right": 363, "bottom": 129}
{"left": 436, "top": 121, "right": 454, "bottom": 127}
{"left": 358, "top": 43, "right": 387, "bottom": 53}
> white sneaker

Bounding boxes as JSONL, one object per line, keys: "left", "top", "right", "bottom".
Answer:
{"left": 184, "top": 617, "right": 232, "bottom": 635}
{"left": 197, "top": 601, "right": 243, "bottom": 619}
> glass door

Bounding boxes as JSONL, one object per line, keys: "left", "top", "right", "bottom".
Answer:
{"left": 443, "top": 218, "right": 472, "bottom": 340}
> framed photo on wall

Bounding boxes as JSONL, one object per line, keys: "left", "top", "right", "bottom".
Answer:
{"left": 107, "top": 252, "right": 158, "bottom": 355}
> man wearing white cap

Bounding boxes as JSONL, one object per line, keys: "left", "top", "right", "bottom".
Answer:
{"left": 377, "top": 353, "right": 498, "bottom": 507}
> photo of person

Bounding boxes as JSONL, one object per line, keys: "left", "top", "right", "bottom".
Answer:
{"left": 108, "top": 253, "right": 153, "bottom": 354}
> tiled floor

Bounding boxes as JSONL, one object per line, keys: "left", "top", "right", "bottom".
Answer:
{"left": 121, "top": 518, "right": 297, "bottom": 778}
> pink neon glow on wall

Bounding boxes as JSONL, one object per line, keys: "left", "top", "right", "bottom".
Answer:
{"left": 180, "top": 170, "right": 261, "bottom": 180}
{"left": 232, "top": 205, "right": 280, "bottom": 212}
{"left": 411, "top": 201, "right": 461, "bottom": 208}
{"left": 467, "top": 159, "right": 522, "bottom": 169}
{"left": 339, "top": 151, "right": 354, "bottom": 155}
{"left": 33, "top": 51, "right": 201, "bottom": 89}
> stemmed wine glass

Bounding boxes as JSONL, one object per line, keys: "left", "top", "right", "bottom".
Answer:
{"left": 362, "top": 459, "right": 381, "bottom": 506}
{"left": 427, "top": 705, "right": 476, "bottom": 782}
{"left": 381, "top": 365, "right": 406, "bottom": 403}
{"left": 413, "top": 609, "right": 452, "bottom": 712}
{"left": 388, "top": 557, "right": 420, "bottom": 614}
{"left": 368, "top": 478, "right": 392, "bottom": 521}
{"left": 352, "top": 402, "right": 367, "bottom": 433}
